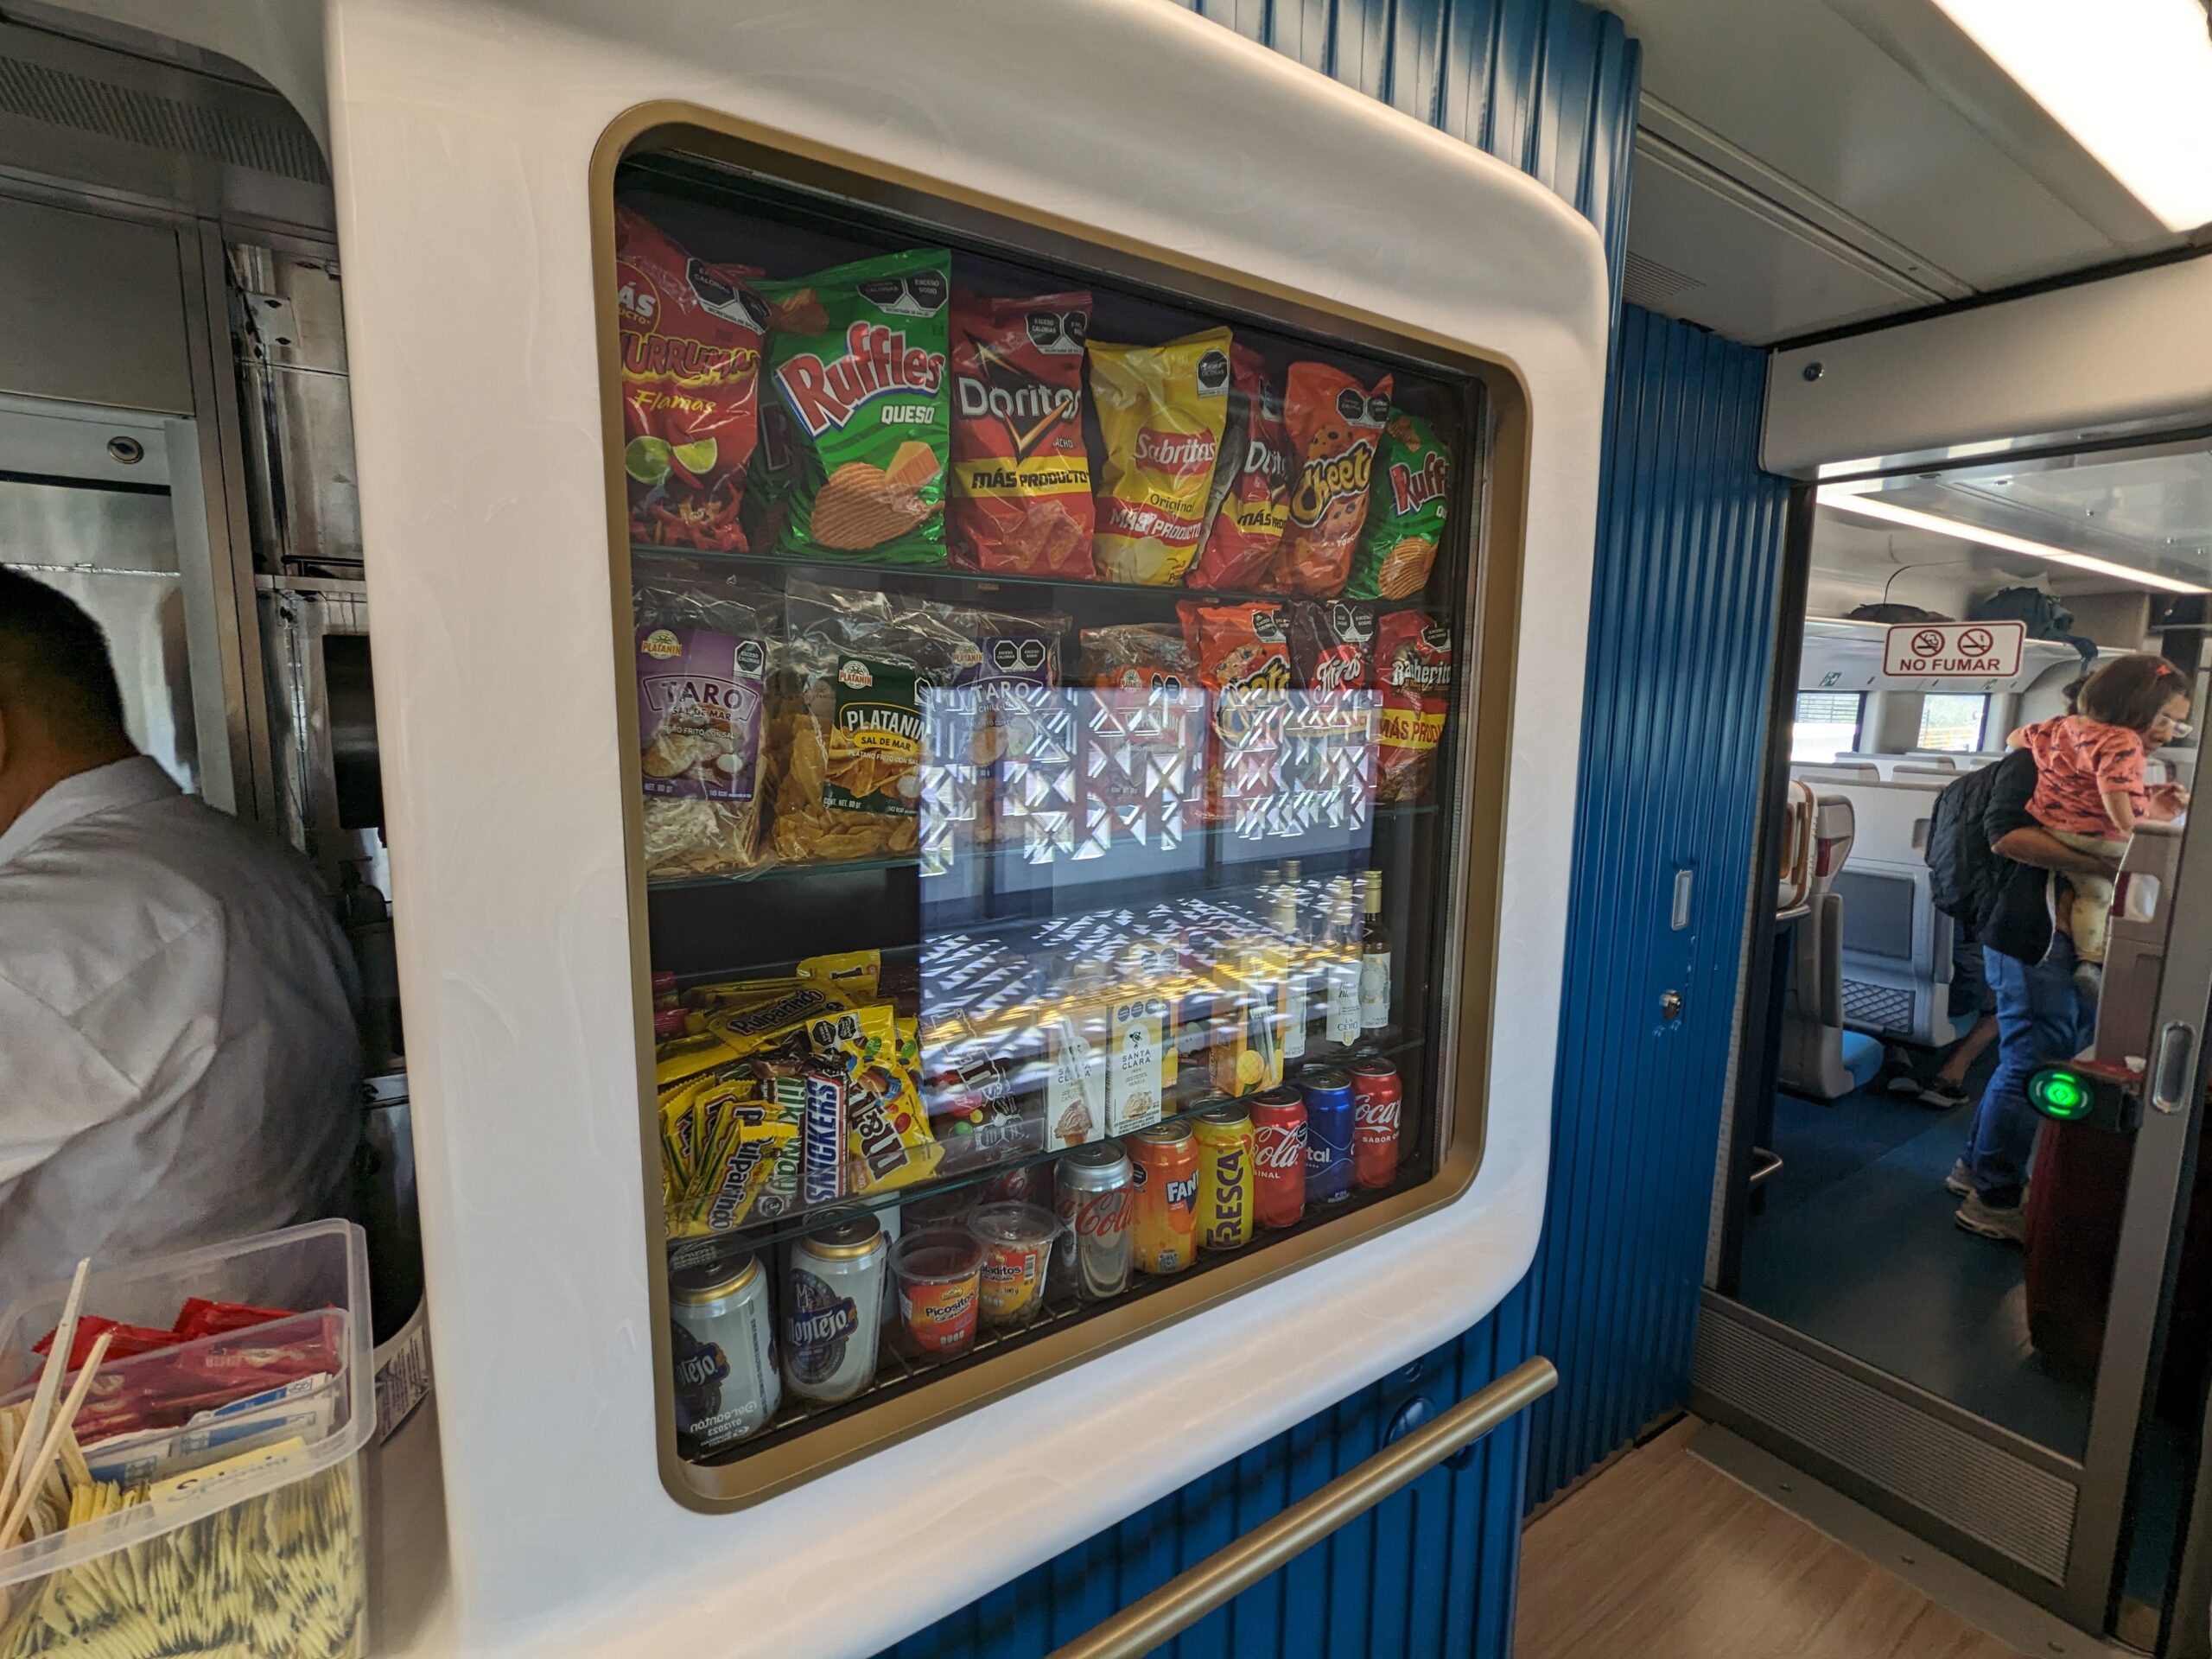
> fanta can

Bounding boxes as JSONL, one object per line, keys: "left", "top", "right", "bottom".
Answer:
{"left": 1128, "top": 1123, "right": 1199, "bottom": 1274}
{"left": 1193, "top": 1105, "right": 1255, "bottom": 1251}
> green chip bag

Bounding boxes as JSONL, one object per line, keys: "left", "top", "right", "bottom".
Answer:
{"left": 759, "top": 249, "right": 951, "bottom": 566}
{"left": 1346, "top": 411, "right": 1451, "bottom": 601}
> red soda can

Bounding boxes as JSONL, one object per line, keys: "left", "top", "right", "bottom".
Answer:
{"left": 1249, "top": 1087, "right": 1308, "bottom": 1229}
{"left": 1351, "top": 1060, "right": 1402, "bottom": 1190}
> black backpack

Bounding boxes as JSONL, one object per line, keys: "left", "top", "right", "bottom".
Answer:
{"left": 1926, "top": 760, "right": 2002, "bottom": 925}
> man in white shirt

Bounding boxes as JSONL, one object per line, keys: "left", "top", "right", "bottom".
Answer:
{"left": 0, "top": 570, "right": 362, "bottom": 1312}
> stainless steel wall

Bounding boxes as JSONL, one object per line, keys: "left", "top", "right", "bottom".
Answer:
{"left": 886, "top": 3, "right": 1651, "bottom": 1656}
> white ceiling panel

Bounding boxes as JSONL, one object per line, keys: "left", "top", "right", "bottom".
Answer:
{"left": 1606, "top": 0, "right": 2191, "bottom": 342}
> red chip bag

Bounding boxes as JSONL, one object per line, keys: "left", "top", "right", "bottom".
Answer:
{"left": 1287, "top": 600, "right": 1376, "bottom": 691}
{"left": 1274, "top": 363, "right": 1391, "bottom": 596}
{"left": 615, "top": 204, "right": 769, "bottom": 551}
{"left": 1179, "top": 601, "right": 1294, "bottom": 825}
{"left": 1375, "top": 609, "right": 1453, "bottom": 804}
{"left": 1186, "top": 346, "right": 1290, "bottom": 592}
{"left": 949, "top": 290, "right": 1096, "bottom": 576}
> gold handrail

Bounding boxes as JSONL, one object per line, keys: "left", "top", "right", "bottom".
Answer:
{"left": 1046, "top": 1356, "right": 1559, "bottom": 1659}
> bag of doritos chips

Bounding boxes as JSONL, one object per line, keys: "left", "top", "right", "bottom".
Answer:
{"left": 615, "top": 206, "right": 770, "bottom": 551}
{"left": 1274, "top": 362, "right": 1391, "bottom": 596}
{"left": 760, "top": 248, "right": 951, "bottom": 564}
{"left": 1089, "top": 328, "right": 1233, "bottom": 585}
{"left": 1186, "top": 346, "right": 1292, "bottom": 592}
{"left": 949, "top": 289, "right": 1096, "bottom": 576}
{"left": 1347, "top": 410, "right": 1451, "bottom": 600}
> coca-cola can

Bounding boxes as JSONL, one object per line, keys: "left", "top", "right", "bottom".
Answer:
{"left": 1055, "top": 1141, "right": 1135, "bottom": 1300}
{"left": 1249, "top": 1088, "right": 1308, "bottom": 1230}
{"left": 984, "top": 1160, "right": 1052, "bottom": 1209}
{"left": 1351, "top": 1061, "right": 1403, "bottom": 1190}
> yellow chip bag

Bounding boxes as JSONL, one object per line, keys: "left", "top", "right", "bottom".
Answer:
{"left": 804, "top": 1003, "right": 941, "bottom": 1194}
{"left": 1088, "top": 328, "right": 1234, "bottom": 584}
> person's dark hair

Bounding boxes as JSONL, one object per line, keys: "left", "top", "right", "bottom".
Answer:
{"left": 0, "top": 569, "right": 129, "bottom": 745}
{"left": 2077, "top": 652, "right": 2190, "bottom": 737}
{"left": 2060, "top": 675, "right": 2089, "bottom": 714}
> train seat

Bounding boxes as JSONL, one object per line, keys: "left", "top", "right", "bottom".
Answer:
{"left": 1778, "top": 791, "right": 1875, "bottom": 1100}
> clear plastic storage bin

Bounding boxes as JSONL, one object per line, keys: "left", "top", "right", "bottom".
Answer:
{"left": 0, "top": 1219, "right": 374, "bottom": 1659}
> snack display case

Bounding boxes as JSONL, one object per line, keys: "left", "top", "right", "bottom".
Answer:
{"left": 614, "top": 141, "right": 1498, "bottom": 1502}
{"left": 162, "top": 1, "right": 1616, "bottom": 1652}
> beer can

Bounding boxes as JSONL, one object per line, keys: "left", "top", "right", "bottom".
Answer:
{"left": 1300, "top": 1069, "right": 1355, "bottom": 1207}
{"left": 1127, "top": 1123, "right": 1199, "bottom": 1275}
{"left": 1351, "top": 1060, "right": 1404, "bottom": 1190}
{"left": 783, "top": 1214, "right": 887, "bottom": 1406}
{"left": 1249, "top": 1087, "right": 1309, "bottom": 1230}
{"left": 1056, "top": 1141, "right": 1135, "bottom": 1300}
{"left": 668, "top": 1243, "right": 779, "bottom": 1459}
{"left": 1193, "top": 1105, "right": 1255, "bottom": 1251}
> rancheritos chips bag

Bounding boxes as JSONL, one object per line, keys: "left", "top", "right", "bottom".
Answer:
{"left": 1088, "top": 327, "right": 1233, "bottom": 585}
{"left": 615, "top": 206, "right": 769, "bottom": 551}
{"left": 1348, "top": 410, "right": 1451, "bottom": 600}
{"left": 760, "top": 248, "right": 951, "bottom": 564}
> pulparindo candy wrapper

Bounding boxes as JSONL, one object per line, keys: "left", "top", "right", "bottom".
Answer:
{"left": 1274, "top": 363, "right": 1392, "bottom": 596}
{"left": 1347, "top": 410, "right": 1452, "bottom": 601}
{"left": 615, "top": 206, "right": 770, "bottom": 552}
{"left": 760, "top": 248, "right": 951, "bottom": 564}
{"left": 949, "top": 289, "right": 1096, "bottom": 576}
{"left": 1088, "top": 327, "right": 1233, "bottom": 585}
{"left": 1186, "top": 346, "right": 1291, "bottom": 592}
{"left": 1375, "top": 608, "right": 1454, "bottom": 804}
{"left": 634, "top": 582, "right": 772, "bottom": 878}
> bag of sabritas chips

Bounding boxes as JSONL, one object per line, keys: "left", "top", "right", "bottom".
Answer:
{"left": 759, "top": 249, "right": 951, "bottom": 564}
{"left": 1087, "top": 328, "right": 1233, "bottom": 584}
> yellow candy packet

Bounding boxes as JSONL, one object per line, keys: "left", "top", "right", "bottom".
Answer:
{"left": 805, "top": 1003, "right": 940, "bottom": 1194}
{"left": 797, "top": 950, "right": 881, "bottom": 1001}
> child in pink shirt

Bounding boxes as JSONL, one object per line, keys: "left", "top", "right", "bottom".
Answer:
{"left": 2013, "top": 653, "right": 2190, "bottom": 976}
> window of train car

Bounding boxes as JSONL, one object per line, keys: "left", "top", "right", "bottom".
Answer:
{"left": 1916, "top": 694, "right": 1989, "bottom": 752}
{"left": 1792, "top": 691, "right": 1865, "bottom": 763}
{"left": 603, "top": 132, "right": 1516, "bottom": 1507}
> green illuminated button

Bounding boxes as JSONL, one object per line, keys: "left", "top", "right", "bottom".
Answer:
{"left": 2031, "top": 1068, "right": 2090, "bottom": 1120}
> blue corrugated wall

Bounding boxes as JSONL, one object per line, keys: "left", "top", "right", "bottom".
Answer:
{"left": 1523, "top": 307, "right": 1789, "bottom": 1507}
{"left": 889, "top": 2, "right": 1792, "bottom": 1653}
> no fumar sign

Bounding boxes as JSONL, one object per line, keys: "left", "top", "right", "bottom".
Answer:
{"left": 1882, "top": 620, "right": 2026, "bottom": 678}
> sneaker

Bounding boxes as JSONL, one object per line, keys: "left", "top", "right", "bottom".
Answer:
{"left": 1945, "top": 1159, "right": 1973, "bottom": 1198}
{"left": 2074, "top": 960, "right": 2104, "bottom": 1005}
{"left": 1917, "top": 1079, "right": 1971, "bottom": 1110}
{"left": 1885, "top": 1074, "right": 1925, "bottom": 1097}
{"left": 1955, "top": 1192, "right": 2026, "bottom": 1245}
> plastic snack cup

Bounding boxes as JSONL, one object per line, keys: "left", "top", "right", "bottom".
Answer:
{"left": 892, "top": 1229, "right": 985, "bottom": 1357}
{"left": 968, "top": 1201, "right": 1061, "bottom": 1328}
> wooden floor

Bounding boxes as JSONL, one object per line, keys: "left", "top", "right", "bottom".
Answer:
{"left": 1515, "top": 1419, "right": 2024, "bottom": 1659}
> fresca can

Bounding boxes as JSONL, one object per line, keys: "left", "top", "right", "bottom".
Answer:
{"left": 1193, "top": 1105, "right": 1255, "bottom": 1251}
{"left": 1056, "top": 1141, "right": 1135, "bottom": 1300}
{"left": 1351, "top": 1060, "right": 1404, "bottom": 1190}
{"left": 1128, "top": 1123, "right": 1199, "bottom": 1275}
{"left": 1299, "top": 1068, "right": 1355, "bottom": 1207}
{"left": 1249, "top": 1087, "right": 1308, "bottom": 1229}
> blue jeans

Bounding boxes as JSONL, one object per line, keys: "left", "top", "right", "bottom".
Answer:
{"left": 1962, "top": 934, "right": 2089, "bottom": 1207}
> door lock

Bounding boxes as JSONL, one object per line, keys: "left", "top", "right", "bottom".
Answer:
{"left": 1660, "top": 989, "right": 1684, "bottom": 1020}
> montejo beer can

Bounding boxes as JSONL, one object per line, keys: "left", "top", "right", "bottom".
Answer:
{"left": 1351, "top": 1060, "right": 1404, "bottom": 1189}
{"left": 1249, "top": 1087, "right": 1308, "bottom": 1229}
{"left": 667, "top": 1243, "right": 779, "bottom": 1459}
{"left": 1056, "top": 1141, "right": 1135, "bottom": 1300}
{"left": 1128, "top": 1123, "right": 1199, "bottom": 1275}
{"left": 1299, "top": 1068, "right": 1355, "bottom": 1207}
{"left": 1193, "top": 1105, "right": 1255, "bottom": 1250}
{"left": 783, "top": 1214, "right": 887, "bottom": 1406}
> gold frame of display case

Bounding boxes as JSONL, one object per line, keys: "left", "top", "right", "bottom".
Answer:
{"left": 592, "top": 106, "right": 1532, "bottom": 1512}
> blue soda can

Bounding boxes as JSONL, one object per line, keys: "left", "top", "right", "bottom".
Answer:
{"left": 1299, "top": 1069, "right": 1355, "bottom": 1205}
